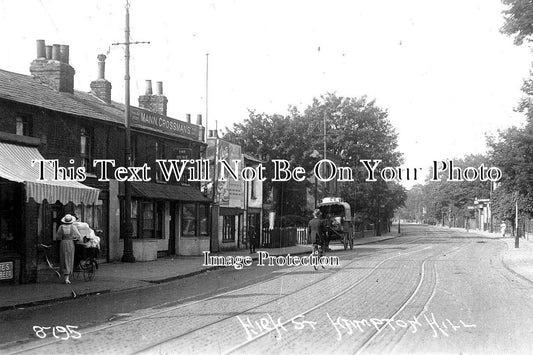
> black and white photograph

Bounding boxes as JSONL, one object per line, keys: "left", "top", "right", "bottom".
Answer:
{"left": 1, "top": 1, "right": 533, "bottom": 354}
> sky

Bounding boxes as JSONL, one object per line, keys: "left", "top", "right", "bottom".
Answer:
{"left": 0, "top": 0, "right": 531, "bottom": 187}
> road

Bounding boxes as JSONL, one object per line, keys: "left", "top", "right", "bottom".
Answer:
{"left": 2, "top": 225, "right": 533, "bottom": 354}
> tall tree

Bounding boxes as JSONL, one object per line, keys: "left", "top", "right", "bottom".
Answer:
{"left": 501, "top": 0, "right": 533, "bottom": 45}
{"left": 224, "top": 93, "right": 405, "bottom": 225}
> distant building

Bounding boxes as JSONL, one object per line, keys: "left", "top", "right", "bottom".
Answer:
{"left": 206, "top": 133, "right": 263, "bottom": 251}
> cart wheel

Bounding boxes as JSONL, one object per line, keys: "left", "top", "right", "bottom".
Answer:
{"left": 83, "top": 260, "right": 96, "bottom": 281}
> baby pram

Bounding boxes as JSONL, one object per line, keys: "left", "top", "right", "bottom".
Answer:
{"left": 74, "top": 222, "right": 100, "bottom": 281}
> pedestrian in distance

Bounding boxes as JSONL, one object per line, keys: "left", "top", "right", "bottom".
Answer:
{"left": 248, "top": 225, "right": 258, "bottom": 253}
{"left": 500, "top": 222, "right": 507, "bottom": 237}
{"left": 54, "top": 214, "right": 81, "bottom": 284}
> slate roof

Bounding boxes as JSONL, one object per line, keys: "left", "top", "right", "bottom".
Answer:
{"left": 0, "top": 68, "right": 129, "bottom": 125}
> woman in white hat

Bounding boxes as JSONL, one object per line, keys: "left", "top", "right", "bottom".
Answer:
{"left": 54, "top": 214, "right": 81, "bottom": 284}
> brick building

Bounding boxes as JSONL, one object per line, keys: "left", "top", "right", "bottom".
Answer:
{"left": 0, "top": 40, "right": 210, "bottom": 284}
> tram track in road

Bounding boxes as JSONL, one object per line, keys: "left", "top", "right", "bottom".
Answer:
{"left": 7, "top": 235, "right": 426, "bottom": 355}
{"left": 220, "top": 245, "right": 434, "bottom": 355}
{"left": 222, "top": 241, "right": 468, "bottom": 355}
{"left": 130, "top": 238, "right": 430, "bottom": 355}
{"left": 355, "top": 244, "right": 468, "bottom": 354}
{"left": 131, "top": 243, "right": 432, "bottom": 355}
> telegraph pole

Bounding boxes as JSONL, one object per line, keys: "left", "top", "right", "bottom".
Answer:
{"left": 515, "top": 192, "right": 519, "bottom": 248}
{"left": 113, "top": 0, "right": 150, "bottom": 262}
{"left": 205, "top": 53, "right": 209, "bottom": 142}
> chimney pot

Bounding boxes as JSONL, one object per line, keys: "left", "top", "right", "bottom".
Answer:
{"left": 145, "top": 80, "right": 153, "bottom": 95}
{"left": 59, "top": 45, "right": 69, "bottom": 64}
{"left": 45, "top": 46, "right": 52, "bottom": 59}
{"left": 36, "top": 40, "right": 46, "bottom": 59}
{"left": 97, "top": 54, "right": 106, "bottom": 79}
{"left": 155, "top": 81, "right": 163, "bottom": 95}
{"left": 186, "top": 114, "right": 191, "bottom": 123}
{"left": 196, "top": 114, "right": 203, "bottom": 125}
{"left": 52, "top": 44, "right": 61, "bottom": 61}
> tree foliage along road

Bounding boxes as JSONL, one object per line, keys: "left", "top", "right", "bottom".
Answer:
{"left": 501, "top": 0, "right": 533, "bottom": 46}
{"left": 495, "top": 0, "right": 533, "bottom": 230}
{"left": 224, "top": 93, "right": 406, "bottom": 228}
{"left": 399, "top": 2, "right": 533, "bottom": 231}
{"left": 400, "top": 155, "right": 492, "bottom": 226}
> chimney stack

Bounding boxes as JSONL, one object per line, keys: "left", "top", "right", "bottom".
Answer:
{"left": 30, "top": 40, "right": 75, "bottom": 93}
{"left": 90, "top": 54, "right": 112, "bottom": 104}
{"left": 138, "top": 79, "right": 168, "bottom": 116}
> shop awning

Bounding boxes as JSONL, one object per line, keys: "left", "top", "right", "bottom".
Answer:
{"left": 0, "top": 142, "right": 100, "bottom": 205}
{"left": 120, "top": 182, "right": 211, "bottom": 202}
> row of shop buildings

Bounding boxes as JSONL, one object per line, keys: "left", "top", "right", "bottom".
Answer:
{"left": 0, "top": 40, "right": 263, "bottom": 284}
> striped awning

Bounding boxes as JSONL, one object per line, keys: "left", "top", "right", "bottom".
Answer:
{"left": 0, "top": 142, "right": 100, "bottom": 205}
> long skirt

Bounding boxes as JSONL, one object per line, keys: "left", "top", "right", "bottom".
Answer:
{"left": 59, "top": 239, "right": 75, "bottom": 276}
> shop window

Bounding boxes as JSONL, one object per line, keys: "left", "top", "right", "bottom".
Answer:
{"left": 120, "top": 200, "right": 166, "bottom": 239}
{"left": 222, "top": 215, "right": 235, "bottom": 242}
{"left": 142, "top": 201, "right": 154, "bottom": 238}
{"left": 155, "top": 201, "right": 164, "bottom": 239}
{"left": 182, "top": 203, "right": 196, "bottom": 236}
{"left": 0, "top": 185, "right": 18, "bottom": 252}
{"left": 15, "top": 115, "right": 32, "bottom": 136}
{"left": 80, "top": 127, "right": 94, "bottom": 173}
{"left": 120, "top": 199, "right": 138, "bottom": 239}
{"left": 199, "top": 204, "right": 209, "bottom": 236}
{"left": 74, "top": 203, "right": 103, "bottom": 232}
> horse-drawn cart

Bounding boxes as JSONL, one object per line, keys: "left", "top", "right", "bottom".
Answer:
{"left": 317, "top": 197, "right": 354, "bottom": 250}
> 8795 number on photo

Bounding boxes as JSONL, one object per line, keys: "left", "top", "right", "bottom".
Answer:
{"left": 33, "top": 325, "right": 81, "bottom": 340}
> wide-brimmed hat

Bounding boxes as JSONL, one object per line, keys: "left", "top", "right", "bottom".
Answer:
{"left": 61, "top": 214, "right": 76, "bottom": 224}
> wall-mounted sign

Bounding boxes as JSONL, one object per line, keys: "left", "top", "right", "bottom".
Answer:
{"left": 174, "top": 148, "right": 192, "bottom": 160}
{"left": 131, "top": 107, "right": 200, "bottom": 141}
{"left": 0, "top": 261, "right": 13, "bottom": 280}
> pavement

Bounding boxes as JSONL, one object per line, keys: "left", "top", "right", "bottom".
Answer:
{"left": 0, "top": 234, "right": 398, "bottom": 312}
{"left": 459, "top": 226, "right": 533, "bottom": 286}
